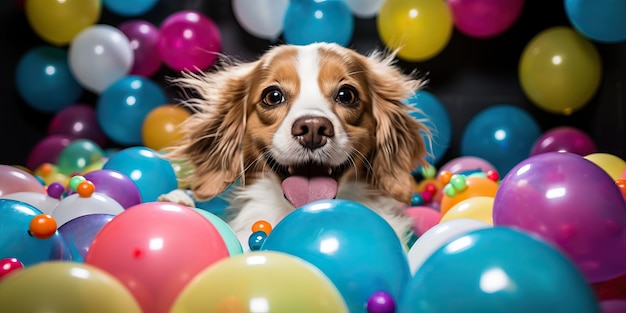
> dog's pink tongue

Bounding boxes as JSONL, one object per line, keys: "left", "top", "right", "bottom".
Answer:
{"left": 282, "top": 176, "right": 338, "bottom": 208}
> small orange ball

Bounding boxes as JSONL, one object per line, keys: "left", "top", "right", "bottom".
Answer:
{"left": 616, "top": 179, "right": 626, "bottom": 201}
{"left": 438, "top": 170, "right": 453, "bottom": 185}
{"left": 76, "top": 180, "right": 96, "bottom": 197}
{"left": 251, "top": 220, "right": 272, "bottom": 235}
{"left": 29, "top": 214, "right": 57, "bottom": 239}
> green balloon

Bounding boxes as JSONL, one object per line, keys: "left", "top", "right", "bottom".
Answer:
{"left": 56, "top": 139, "right": 104, "bottom": 175}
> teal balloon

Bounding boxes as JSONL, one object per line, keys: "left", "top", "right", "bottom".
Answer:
{"left": 56, "top": 139, "right": 104, "bottom": 175}
{"left": 283, "top": 0, "right": 354, "bottom": 47}
{"left": 191, "top": 208, "right": 243, "bottom": 256}
{"left": 565, "top": 0, "right": 626, "bottom": 43}
{"left": 261, "top": 199, "right": 410, "bottom": 313}
{"left": 406, "top": 90, "right": 452, "bottom": 165}
{"left": 399, "top": 227, "right": 600, "bottom": 313}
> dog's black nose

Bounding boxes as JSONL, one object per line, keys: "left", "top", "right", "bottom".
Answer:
{"left": 292, "top": 116, "right": 334, "bottom": 150}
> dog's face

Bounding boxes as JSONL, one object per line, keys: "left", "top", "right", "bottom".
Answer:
{"left": 168, "top": 43, "right": 429, "bottom": 207}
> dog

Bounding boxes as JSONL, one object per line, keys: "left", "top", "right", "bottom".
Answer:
{"left": 160, "top": 42, "right": 430, "bottom": 249}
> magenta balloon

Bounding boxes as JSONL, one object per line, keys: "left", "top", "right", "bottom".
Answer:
{"left": 600, "top": 300, "right": 626, "bottom": 313}
{"left": 58, "top": 213, "right": 115, "bottom": 261}
{"left": 439, "top": 156, "right": 497, "bottom": 175}
{"left": 0, "top": 165, "right": 46, "bottom": 196}
{"left": 119, "top": 20, "right": 162, "bottom": 77}
{"left": 47, "top": 104, "right": 107, "bottom": 147}
{"left": 448, "top": 0, "right": 525, "bottom": 38}
{"left": 158, "top": 10, "right": 221, "bottom": 72}
{"left": 26, "top": 134, "right": 75, "bottom": 170}
{"left": 493, "top": 152, "right": 626, "bottom": 283}
{"left": 77, "top": 169, "right": 142, "bottom": 209}
{"left": 530, "top": 126, "right": 597, "bottom": 156}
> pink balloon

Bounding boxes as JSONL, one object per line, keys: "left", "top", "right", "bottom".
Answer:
{"left": 158, "top": 10, "right": 221, "bottom": 72}
{"left": 405, "top": 206, "right": 442, "bottom": 237}
{"left": 119, "top": 20, "right": 162, "bottom": 77}
{"left": 0, "top": 165, "right": 46, "bottom": 196}
{"left": 439, "top": 156, "right": 497, "bottom": 175}
{"left": 621, "top": 166, "right": 626, "bottom": 180}
{"left": 600, "top": 300, "right": 626, "bottom": 313}
{"left": 448, "top": 0, "right": 525, "bottom": 38}
{"left": 493, "top": 152, "right": 626, "bottom": 283}
{"left": 47, "top": 104, "right": 107, "bottom": 147}
{"left": 26, "top": 134, "right": 74, "bottom": 170}
{"left": 530, "top": 126, "right": 597, "bottom": 156}
{"left": 85, "top": 202, "right": 229, "bottom": 313}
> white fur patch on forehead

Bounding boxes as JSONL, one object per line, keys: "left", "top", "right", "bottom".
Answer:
{"left": 291, "top": 44, "right": 329, "bottom": 114}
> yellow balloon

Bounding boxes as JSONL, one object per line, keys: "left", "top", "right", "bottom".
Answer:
{"left": 440, "top": 196, "right": 494, "bottom": 225}
{"left": 142, "top": 105, "right": 191, "bottom": 151}
{"left": 34, "top": 163, "right": 69, "bottom": 186}
{"left": 0, "top": 261, "right": 142, "bottom": 313}
{"left": 25, "top": 0, "right": 101, "bottom": 46}
{"left": 584, "top": 153, "right": 626, "bottom": 181}
{"left": 377, "top": 0, "right": 453, "bottom": 61}
{"left": 519, "top": 26, "right": 602, "bottom": 115}
{"left": 171, "top": 251, "right": 349, "bottom": 313}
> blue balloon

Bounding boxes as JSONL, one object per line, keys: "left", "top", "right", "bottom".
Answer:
{"left": 0, "top": 199, "right": 71, "bottom": 266}
{"left": 283, "top": 0, "right": 354, "bottom": 47}
{"left": 399, "top": 227, "right": 600, "bottom": 313}
{"left": 261, "top": 199, "right": 410, "bottom": 313}
{"left": 565, "top": 0, "right": 626, "bottom": 43}
{"left": 406, "top": 90, "right": 452, "bottom": 165}
{"left": 96, "top": 75, "right": 167, "bottom": 145}
{"left": 15, "top": 46, "right": 83, "bottom": 113}
{"left": 103, "top": 0, "right": 158, "bottom": 17}
{"left": 102, "top": 146, "right": 177, "bottom": 202}
{"left": 58, "top": 214, "right": 115, "bottom": 262}
{"left": 460, "top": 104, "right": 541, "bottom": 176}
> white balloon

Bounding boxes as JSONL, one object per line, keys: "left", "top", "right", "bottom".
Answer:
{"left": 50, "top": 192, "right": 124, "bottom": 227}
{"left": 407, "top": 218, "right": 491, "bottom": 275}
{"left": 232, "top": 0, "right": 289, "bottom": 41}
{"left": 0, "top": 192, "right": 59, "bottom": 215}
{"left": 344, "top": 0, "right": 385, "bottom": 18}
{"left": 68, "top": 24, "right": 134, "bottom": 93}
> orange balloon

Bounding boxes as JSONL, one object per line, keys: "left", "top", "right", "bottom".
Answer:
{"left": 440, "top": 176, "right": 499, "bottom": 215}
{"left": 142, "top": 105, "right": 191, "bottom": 151}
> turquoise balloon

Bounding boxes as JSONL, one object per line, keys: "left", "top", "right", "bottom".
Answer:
{"left": 103, "top": 0, "right": 158, "bottom": 17}
{"left": 565, "top": 0, "right": 626, "bottom": 43}
{"left": 406, "top": 90, "right": 452, "bottom": 166}
{"left": 283, "top": 0, "right": 354, "bottom": 47}
{"left": 56, "top": 139, "right": 104, "bottom": 175}
{"left": 399, "top": 227, "right": 600, "bottom": 313}
{"left": 261, "top": 199, "right": 410, "bottom": 313}
{"left": 102, "top": 146, "right": 177, "bottom": 202}
{"left": 191, "top": 208, "right": 243, "bottom": 256}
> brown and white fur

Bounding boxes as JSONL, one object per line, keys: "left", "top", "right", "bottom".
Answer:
{"left": 161, "top": 42, "right": 430, "bottom": 249}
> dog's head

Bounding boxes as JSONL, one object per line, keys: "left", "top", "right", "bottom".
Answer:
{"left": 167, "top": 42, "right": 430, "bottom": 206}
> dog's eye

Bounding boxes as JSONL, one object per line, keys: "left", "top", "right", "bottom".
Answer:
{"left": 335, "top": 86, "right": 359, "bottom": 106}
{"left": 261, "top": 87, "right": 285, "bottom": 107}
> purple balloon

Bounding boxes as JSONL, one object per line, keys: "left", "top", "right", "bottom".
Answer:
{"left": 26, "top": 134, "right": 74, "bottom": 171}
{"left": 69, "top": 169, "right": 142, "bottom": 209}
{"left": 600, "top": 300, "right": 626, "bottom": 313}
{"left": 493, "top": 152, "right": 626, "bottom": 283}
{"left": 58, "top": 213, "right": 115, "bottom": 261}
{"left": 47, "top": 104, "right": 107, "bottom": 148}
{"left": 530, "top": 126, "right": 597, "bottom": 156}
{"left": 118, "top": 20, "right": 162, "bottom": 77}
{"left": 449, "top": 0, "right": 525, "bottom": 38}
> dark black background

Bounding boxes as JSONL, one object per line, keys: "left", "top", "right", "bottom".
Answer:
{"left": 1, "top": 0, "right": 624, "bottom": 168}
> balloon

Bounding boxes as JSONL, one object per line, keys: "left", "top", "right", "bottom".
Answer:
{"left": 15, "top": 46, "right": 82, "bottom": 113}
{"left": 530, "top": 126, "right": 597, "bottom": 156}
{"left": 0, "top": 192, "right": 59, "bottom": 215}
{"left": 565, "top": 0, "right": 626, "bottom": 43}
{"left": 33, "top": 163, "right": 71, "bottom": 187}
{"left": 102, "top": 146, "right": 178, "bottom": 202}
{"left": 171, "top": 251, "right": 349, "bottom": 313}
{"left": 0, "top": 199, "right": 70, "bottom": 266}
{"left": 519, "top": 26, "right": 602, "bottom": 115}
{"left": 440, "top": 196, "right": 494, "bottom": 225}
{"left": 26, "top": 134, "right": 74, "bottom": 171}
{"left": 0, "top": 165, "right": 45, "bottom": 197}
{"left": 48, "top": 104, "right": 107, "bottom": 147}
{"left": 103, "top": 0, "right": 158, "bottom": 17}
{"left": 439, "top": 155, "right": 497, "bottom": 175}
{"left": 0, "top": 258, "right": 23, "bottom": 280}
{"left": 191, "top": 208, "right": 243, "bottom": 256}
{"left": 85, "top": 202, "right": 229, "bottom": 313}
{"left": 440, "top": 176, "right": 499, "bottom": 216}
{"left": 51, "top": 192, "right": 124, "bottom": 227}
{"left": 96, "top": 75, "right": 167, "bottom": 145}
{"left": 55, "top": 139, "right": 104, "bottom": 175}
{"left": 584, "top": 152, "right": 626, "bottom": 181}
{"left": 601, "top": 300, "right": 626, "bottom": 313}
{"left": 493, "top": 152, "right": 626, "bottom": 283}
{"left": 593, "top": 272, "right": 626, "bottom": 301}
{"left": 344, "top": 0, "right": 385, "bottom": 18}
{"left": 448, "top": 0, "right": 525, "bottom": 38}
{"left": 0, "top": 261, "right": 142, "bottom": 313}
{"left": 58, "top": 214, "right": 114, "bottom": 262}
{"left": 25, "top": 0, "right": 101, "bottom": 45}
{"left": 118, "top": 20, "right": 162, "bottom": 77}
{"left": 404, "top": 206, "right": 442, "bottom": 237}
{"left": 406, "top": 90, "right": 452, "bottom": 165}
{"left": 377, "top": 0, "right": 453, "bottom": 61}
{"left": 232, "top": 0, "right": 289, "bottom": 40}
{"left": 67, "top": 169, "right": 142, "bottom": 209}
{"left": 461, "top": 104, "right": 541, "bottom": 176}
{"left": 261, "top": 199, "right": 410, "bottom": 313}
{"left": 141, "top": 104, "right": 191, "bottom": 151}
{"left": 283, "top": 0, "right": 354, "bottom": 47}
{"left": 158, "top": 10, "right": 221, "bottom": 72}
{"left": 400, "top": 227, "right": 601, "bottom": 313}
{"left": 68, "top": 24, "right": 134, "bottom": 93}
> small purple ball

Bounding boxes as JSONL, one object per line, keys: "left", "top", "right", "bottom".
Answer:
{"left": 47, "top": 182, "right": 66, "bottom": 199}
{"left": 366, "top": 291, "right": 396, "bottom": 313}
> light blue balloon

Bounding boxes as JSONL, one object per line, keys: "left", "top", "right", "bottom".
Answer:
{"left": 283, "top": 0, "right": 354, "bottom": 47}
{"left": 102, "top": 146, "right": 177, "bottom": 202}
{"left": 399, "top": 227, "right": 601, "bottom": 313}
{"left": 460, "top": 104, "right": 541, "bottom": 177}
{"left": 406, "top": 90, "right": 452, "bottom": 166}
{"left": 103, "top": 0, "right": 158, "bottom": 17}
{"left": 96, "top": 75, "right": 167, "bottom": 146}
{"left": 15, "top": 46, "right": 83, "bottom": 113}
{"left": 261, "top": 199, "right": 410, "bottom": 313}
{"left": 565, "top": 0, "right": 626, "bottom": 43}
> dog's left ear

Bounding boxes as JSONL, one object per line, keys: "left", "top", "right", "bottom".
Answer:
{"left": 364, "top": 51, "right": 430, "bottom": 204}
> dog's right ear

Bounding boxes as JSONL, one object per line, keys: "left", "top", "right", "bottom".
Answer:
{"left": 164, "top": 60, "right": 258, "bottom": 201}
